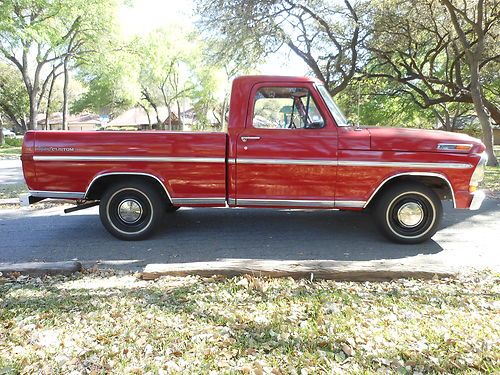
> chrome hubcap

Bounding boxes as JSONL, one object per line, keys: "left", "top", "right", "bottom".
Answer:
{"left": 117, "top": 199, "right": 143, "bottom": 224}
{"left": 397, "top": 202, "right": 424, "bottom": 228}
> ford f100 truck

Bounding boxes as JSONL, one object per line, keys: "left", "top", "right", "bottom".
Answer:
{"left": 21, "top": 75, "right": 487, "bottom": 243}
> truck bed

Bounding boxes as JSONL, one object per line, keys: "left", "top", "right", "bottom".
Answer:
{"left": 22, "top": 131, "right": 228, "bottom": 204}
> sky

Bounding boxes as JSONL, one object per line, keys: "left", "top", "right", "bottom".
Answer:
{"left": 118, "top": 0, "right": 310, "bottom": 76}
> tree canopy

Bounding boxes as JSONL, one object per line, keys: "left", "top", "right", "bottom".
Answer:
{"left": 196, "top": 0, "right": 499, "bottom": 165}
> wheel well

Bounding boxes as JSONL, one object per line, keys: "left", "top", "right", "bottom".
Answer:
{"left": 86, "top": 174, "right": 171, "bottom": 203}
{"left": 366, "top": 174, "right": 454, "bottom": 208}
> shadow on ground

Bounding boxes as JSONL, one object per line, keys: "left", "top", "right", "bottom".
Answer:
{"left": 1, "top": 197, "right": 498, "bottom": 270}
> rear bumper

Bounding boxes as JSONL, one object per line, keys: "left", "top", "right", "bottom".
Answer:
{"left": 19, "top": 190, "right": 85, "bottom": 206}
{"left": 469, "top": 190, "right": 485, "bottom": 210}
{"left": 19, "top": 193, "right": 43, "bottom": 206}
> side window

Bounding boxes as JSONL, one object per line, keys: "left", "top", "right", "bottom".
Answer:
{"left": 253, "top": 87, "right": 325, "bottom": 129}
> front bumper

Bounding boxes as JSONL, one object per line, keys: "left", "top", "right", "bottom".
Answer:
{"left": 469, "top": 190, "right": 486, "bottom": 210}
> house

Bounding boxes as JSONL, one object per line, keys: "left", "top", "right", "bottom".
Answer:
{"left": 436, "top": 114, "right": 500, "bottom": 145}
{"left": 37, "top": 113, "right": 101, "bottom": 131}
{"left": 107, "top": 106, "right": 209, "bottom": 131}
{"left": 107, "top": 107, "right": 170, "bottom": 130}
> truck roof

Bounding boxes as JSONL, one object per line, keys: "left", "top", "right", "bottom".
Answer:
{"left": 234, "top": 75, "right": 321, "bottom": 85}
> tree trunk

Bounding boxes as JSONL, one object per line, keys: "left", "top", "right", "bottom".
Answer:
{"left": 469, "top": 59, "right": 498, "bottom": 166}
{"left": 221, "top": 98, "right": 227, "bottom": 131}
{"left": 29, "top": 62, "right": 42, "bottom": 130}
{"left": 0, "top": 121, "right": 4, "bottom": 146}
{"left": 62, "top": 57, "right": 70, "bottom": 130}
{"left": 151, "top": 103, "right": 161, "bottom": 129}
{"left": 45, "top": 71, "right": 57, "bottom": 131}
{"left": 28, "top": 91, "right": 38, "bottom": 130}
{"left": 139, "top": 103, "right": 152, "bottom": 130}
{"left": 175, "top": 100, "right": 182, "bottom": 131}
{"left": 166, "top": 104, "right": 172, "bottom": 131}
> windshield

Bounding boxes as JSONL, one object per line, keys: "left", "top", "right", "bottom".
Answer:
{"left": 316, "top": 85, "right": 349, "bottom": 126}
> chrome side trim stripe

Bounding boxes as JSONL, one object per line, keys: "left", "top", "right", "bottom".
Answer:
{"left": 335, "top": 200, "right": 366, "bottom": 208}
{"left": 33, "top": 155, "right": 225, "bottom": 163}
{"left": 171, "top": 198, "right": 226, "bottom": 205}
{"left": 237, "top": 199, "right": 335, "bottom": 207}
{"left": 29, "top": 190, "right": 86, "bottom": 199}
{"left": 34, "top": 155, "right": 472, "bottom": 169}
{"left": 231, "top": 158, "right": 471, "bottom": 169}
{"left": 338, "top": 160, "right": 472, "bottom": 169}
{"left": 236, "top": 158, "right": 337, "bottom": 166}
{"left": 236, "top": 198, "right": 367, "bottom": 208}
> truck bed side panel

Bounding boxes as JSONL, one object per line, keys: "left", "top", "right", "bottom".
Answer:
{"left": 30, "top": 131, "right": 227, "bottom": 203}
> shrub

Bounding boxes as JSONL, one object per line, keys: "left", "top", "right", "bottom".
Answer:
{"left": 5, "top": 137, "right": 23, "bottom": 147}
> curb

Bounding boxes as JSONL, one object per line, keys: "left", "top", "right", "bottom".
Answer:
{"left": 0, "top": 198, "right": 19, "bottom": 205}
{"left": 0, "top": 261, "right": 82, "bottom": 277}
{"left": 141, "top": 259, "right": 457, "bottom": 281}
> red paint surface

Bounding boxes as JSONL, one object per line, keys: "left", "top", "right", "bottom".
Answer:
{"left": 22, "top": 75, "right": 485, "bottom": 209}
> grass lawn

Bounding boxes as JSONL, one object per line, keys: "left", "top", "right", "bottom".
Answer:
{"left": 482, "top": 146, "right": 500, "bottom": 192}
{"left": 483, "top": 167, "right": 500, "bottom": 192}
{"left": 0, "top": 146, "right": 21, "bottom": 155}
{"left": 0, "top": 271, "right": 498, "bottom": 374}
{"left": 0, "top": 183, "right": 27, "bottom": 200}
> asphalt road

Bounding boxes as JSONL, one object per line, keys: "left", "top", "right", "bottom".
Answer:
{"left": 1, "top": 198, "right": 499, "bottom": 271}
{"left": 0, "top": 158, "right": 24, "bottom": 185}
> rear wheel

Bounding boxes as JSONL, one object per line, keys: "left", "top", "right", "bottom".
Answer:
{"left": 99, "top": 181, "right": 165, "bottom": 240}
{"left": 372, "top": 182, "right": 442, "bottom": 244}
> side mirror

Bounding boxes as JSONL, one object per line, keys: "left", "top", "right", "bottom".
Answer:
{"left": 305, "top": 121, "right": 324, "bottom": 129}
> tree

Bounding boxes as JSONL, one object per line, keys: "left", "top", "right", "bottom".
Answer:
{"left": 336, "top": 76, "right": 436, "bottom": 128}
{"left": 0, "top": 0, "right": 119, "bottom": 130}
{"left": 196, "top": 0, "right": 369, "bottom": 96}
{"left": 366, "top": 0, "right": 499, "bottom": 165}
{"left": 0, "top": 61, "right": 29, "bottom": 132}
{"left": 133, "top": 27, "right": 201, "bottom": 130}
{"left": 440, "top": 0, "right": 498, "bottom": 165}
{"left": 71, "top": 47, "right": 140, "bottom": 117}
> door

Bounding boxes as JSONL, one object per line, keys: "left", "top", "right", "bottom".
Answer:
{"left": 235, "top": 83, "right": 338, "bottom": 208}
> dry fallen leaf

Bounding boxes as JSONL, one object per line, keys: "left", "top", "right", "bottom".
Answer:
{"left": 341, "top": 343, "right": 354, "bottom": 357}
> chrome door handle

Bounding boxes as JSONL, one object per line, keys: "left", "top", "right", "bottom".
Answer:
{"left": 241, "top": 136, "right": 261, "bottom": 142}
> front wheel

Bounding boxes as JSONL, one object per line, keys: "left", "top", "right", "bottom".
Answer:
{"left": 372, "top": 182, "right": 442, "bottom": 244}
{"left": 99, "top": 181, "right": 165, "bottom": 240}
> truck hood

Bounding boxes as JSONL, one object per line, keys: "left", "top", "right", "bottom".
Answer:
{"left": 367, "top": 127, "right": 484, "bottom": 153}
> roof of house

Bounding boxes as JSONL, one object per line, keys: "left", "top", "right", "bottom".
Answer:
{"left": 108, "top": 107, "right": 170, "bottom": 127}
{"left": 37, "top": 112, "right": 101, "bottom": 125}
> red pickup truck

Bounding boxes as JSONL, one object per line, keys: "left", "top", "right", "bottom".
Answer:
{"left": 21, "top": 75, "right": 487, "bottom": 243}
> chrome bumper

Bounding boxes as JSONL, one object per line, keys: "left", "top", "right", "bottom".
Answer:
{"left": 19, "top": 190, "right": 85, "bottom": 207}
{"left": 469, "top": 190, "right": 485, "bottom": 210}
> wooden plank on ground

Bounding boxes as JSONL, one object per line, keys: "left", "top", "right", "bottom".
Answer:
{"left": 0, "top": 261, "right": 82, "bottom": 277}
{"left": 141, "top": 259, "right": 457, "bottom": 281}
